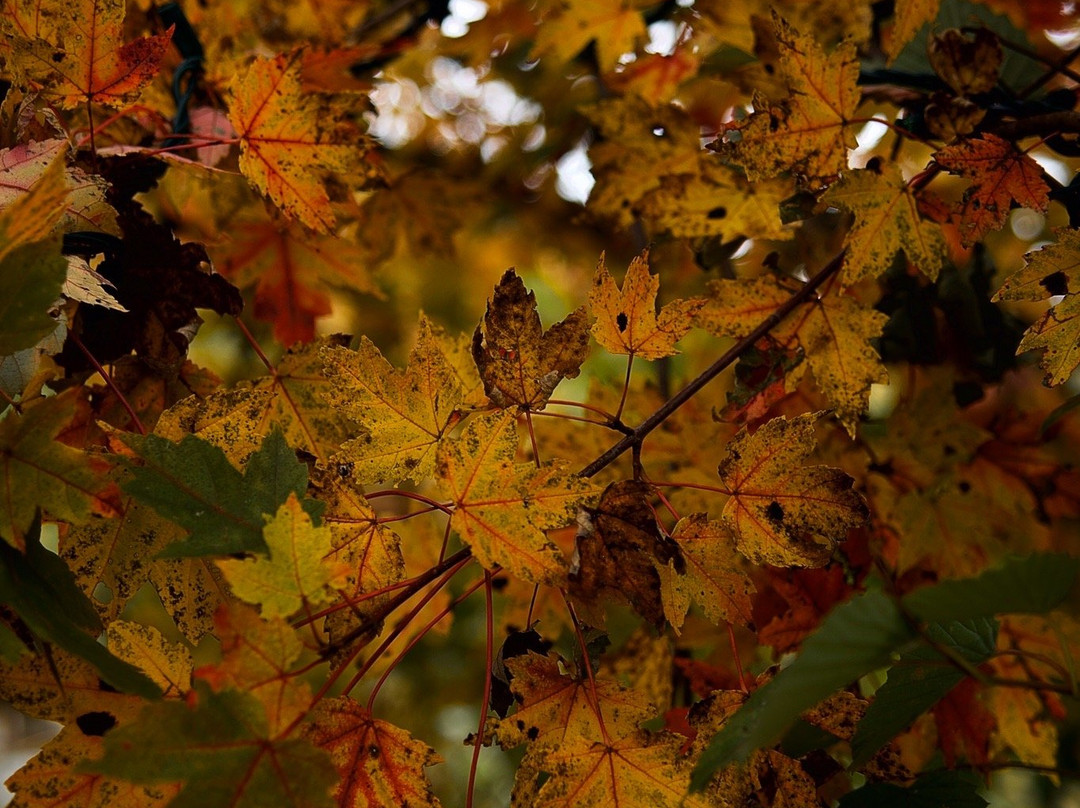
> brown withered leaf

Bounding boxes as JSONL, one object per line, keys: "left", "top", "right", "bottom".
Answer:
{"left": 472, "top": 269, "right": 589, "bottom": 410}
{"left": 569, "top": 480, "right": 682, "bottom": 628}
{"left": 928, "top": 28, "right": 1002, "bottom": 96}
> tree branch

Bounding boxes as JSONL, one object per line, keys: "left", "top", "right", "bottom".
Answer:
{"left": 578, "top": 251, "right": 847, "bottom": 479}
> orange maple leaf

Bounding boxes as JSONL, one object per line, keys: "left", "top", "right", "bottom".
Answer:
{"left": 589, "top": 250, "right": 704, "bottom": 361}
{"left": 305, "top": 698, "right": 442, "bottom": 808}
{"left": 229, "top": 51, "right": 381, "bottom": 234}
{"left": 936, "top": 134, "right": 1050, "bottom": 247}
{"left": 1, "top": 0, "right": 172, "bottom": 110}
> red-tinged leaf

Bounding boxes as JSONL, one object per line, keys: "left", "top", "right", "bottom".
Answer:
{"left": 0, "top": 390, "right": 120, "bottom": 549}
{"left": 1, "top": 0, "right": 172, "bottom": 109}
{"left": 219, "top": 219, "right": 382, "bottom": 346}
{"left": 936, "top": 134, "right": 1050, "bottom": 246}
{"left": 229, "top": 51, "right": 381, "bottom": 234}
{"left": 434, "top": 411, "right": 599, "bottom": 585}
{"left": 304, "top": 697, "right": 442, "bottom": 808}
{"left": 196, "top": 604, "right": 314, "bottom": 735}
{"left": 932, "top": 677, "right": 993, "bottom": 768}
{"left": 0, "top": 138, "right": 117, "bottom": 234}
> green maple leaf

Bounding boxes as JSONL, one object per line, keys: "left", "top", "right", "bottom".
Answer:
{"left": 88, "top": 682, "right": 337, "bottom": 808}
{"left": 122, "top": 429, "right": 323, "bottom": 557}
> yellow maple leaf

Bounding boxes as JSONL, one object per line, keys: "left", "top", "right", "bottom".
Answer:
{"left": 488, "top": 652, "right": 656, "bottom": 753}
{"left": 472, "top": 270, "right": 590, "bottom": 411}
{"left": 1, "top": 0, "right": 172, "bottom": 109}
{"left": 159, "top": 337, "right": 356, "bottom": 465}
{"left": 589, "top": 250, "right": 703, "bottom": 360}
{"left": 317, "top": 469, "right": 405, "bottom": 653}
{"left": 994, "top": 228, "right": 1080, "bottom": 386}
{"left": 4, "top": 724, "right": 179, "bottom": 808}
{"left": 305, "top": 697, "right": 442, "bottom": 808}
{"left": 229, "top": 50, "right": 381, "bottom": 234}
{"left": 217, "top": 493, "right": 347, "bottom": 619}
{"left": 886, "top": 0, "right": 940, "bottom": 62}
{"left": 697, "top": 274, "right": 888, "bottom": 435}
{"left": 531, "top": 0, "right": 648, "bottom": 71}
{"left": 717, "top": 413, "right": 868, "bottom": 567}
{"left": 657, "top": 514, "right": 755, "bottom": 631}
{"left": 824, "top": 163, "right": 947, "bottom": 284}
{"left": 638, "top": 158, "right": 795, "bottom": 242}
{"left": 106, "top": 621, "right": 192, "bottom": 698}
{"left": 714, "top": 13, "right": 860, "bottom": 185}
{"left": 322, "top": 316, "right": 464, "bottom": 484}
{"left": 434, "top": 411, "right": 599, "bottom": 585}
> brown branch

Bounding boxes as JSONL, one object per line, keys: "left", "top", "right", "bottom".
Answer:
{"left": 317, "top": 545, "right": 472, "bottom": 660}
{"left": 578, "top": 251, "right": 846, "bottom": 479}
{"left": 988, "top": 110, "right": 1080, "bottom": 141}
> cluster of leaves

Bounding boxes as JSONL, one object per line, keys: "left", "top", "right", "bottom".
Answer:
{"left": 2, "top": 0, "right": 1080, "bottom": 807}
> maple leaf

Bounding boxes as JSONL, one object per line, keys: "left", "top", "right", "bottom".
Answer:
{"left": 530, "top": 0, "right": 648, "bottom": 71}
{"left": 90, "top": 681, "right": 338, "bottom": 808}
{"left": 0, "top": 390, "right": 118, "bottom": 548}
{"left": 0, "top": 642, "right": 181, "bottom": 807}
{"left": 525, "top": 731, "right": 708, "bottom": 808}
{"left": 229, "top": 50, "right": 381, "bottom": 234}
{"left": 824, "top": 163, "right": 948, "bottom": 284}
{"left": 994, "top": 229, "right": 1080, "bottom": 386}
{"left": 487, "top": 652, "right": 656, "bottom": 753}
{"left": 637, "top": 159, "right": 795, "bottom": 243}
{"left": 5, "top": 724, "right": 181, "bottom": 808}
{"left": 689, "top": 690, "right": 820, "bottom": 807}
{"left": 887, "top": 0, "right": 941, "bottom": 62}
{"left": 158, "top": 336, "right": 355, "bottom": 464}
{"left": 697, "top": 274, "right": 889, "bottom": 435}
{"left": 588, "top": 250, "right": 704, "bottom": 360}
{"left": 106, "top": 621, "right": 193, "bottom": 698}
{"left": 471, "top": 270, "right": 590, "bottom": 411}
{"left": 713, "top": 13, "right": 860, "bottom": 185}
{"left": 219, "top": 219, "right": 382, "bottom": 347}
{"left": 316, "top": 468, "right": 405, "bottom": 653}
{"left": 121, "top": 428, "right": 320, "bottom": 557}
{"left": 1, "top": 0, "right": 172, "bottom": 109}
{"left": 434, "top": 411, "right": 598, "bottom": 585}
{"left": 569, "top": 480, "right": 682, "bottom": 628}
{"left": 304, "top": 697, "right": 443, "bottom": 808}
{"left": 928, "top": 27, "right": 1002, "bottom": 96}
{"left": 197, "top": 604, "right": 314, "bottom": 735}
{"left": 0, "top": 149, "right": 67, "bottom": 355}
{"left": 216, "top": 493, "right": 348, "bottom": 619}
{"left": 717, "top": 413, "right": 868, "bottom": 567}
{"left": 0, "top": 138, "right": 117, "bottom": 234}
{"left": 322, "top": 316, "right": 463, "bottom": 485}
{"left": 936, "top": 134, "right": 1050, "bottom": 247}
{"left": 657, "top": 514, "right": 755, "bottom": 631}
{"left": 493, "top": 653, "right": 705, "bottom": 808}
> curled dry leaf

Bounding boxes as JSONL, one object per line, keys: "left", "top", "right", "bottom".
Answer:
{"left": 472, "top": 269, "right": 589, "bottom": 410}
